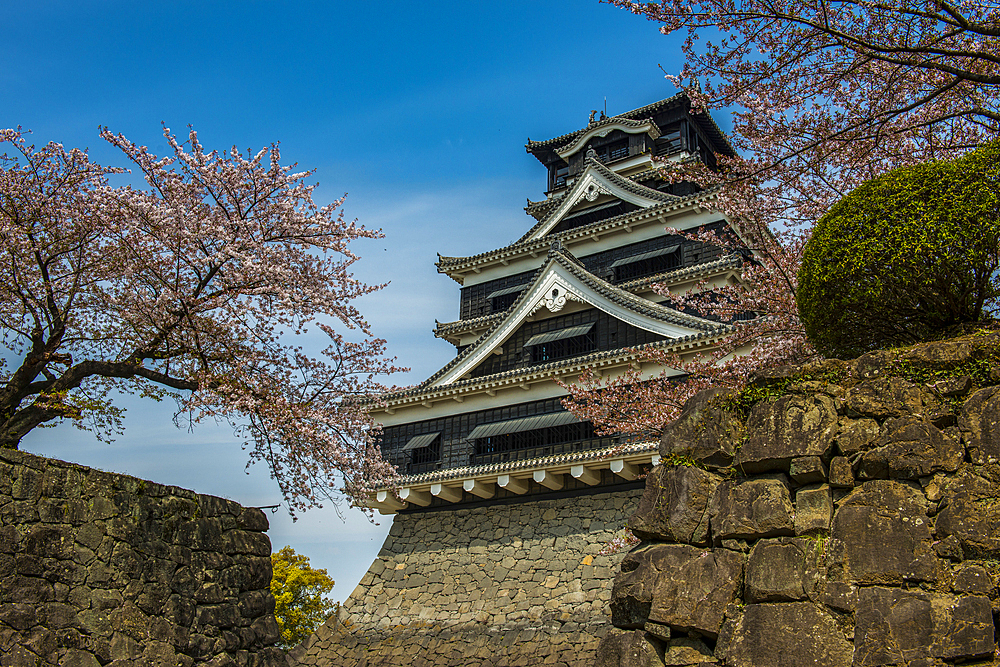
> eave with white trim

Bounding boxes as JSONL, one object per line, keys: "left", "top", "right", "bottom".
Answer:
{"left": 436, "top": 188, "right": 724, "bottom": 285}
{"left": 433, "top": 253, "right": 744, "bottom": 347}
{"left": 554, "top": 119, "right": 661, "bottom": 160}
{"left": 367, "top": 441, "right": 662, "bottom": 515}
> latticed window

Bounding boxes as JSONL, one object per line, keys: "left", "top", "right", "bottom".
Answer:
{"left": 660, "top": 127, "right": 683, "bottom": 154}
{"left": 469, "top": 412, "right": 596, "bottom": 462}
{"left": 524, "top": 323, "right": 596, "bottom": 363}
{"left": 612, "top": 245, "right": 682, "bottom": 282}
{"left": 487, "top": 284, "right": 527, "bottom": 313}
{"left": 403, "top": 432, "right": 441, "bottom": 473}
{"left": 551, "top": 164, "right": 569, "bottom": 190}
{"left": 592, "top": 139, "right": 629, "bottom": 164}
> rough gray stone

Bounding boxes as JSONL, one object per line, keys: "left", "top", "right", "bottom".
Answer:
{"left": 611, "top": 545, "right": 743, "bottom": 638}
{"left": 828, "top": 456, "right": 854, "bottom": 488}
{"left": 0, "top": 449, "right": 283, "bottom": 667}
{"left": 718, "top": 602, "right": 853, "bottom": 667}
{"left": 595, "top": 628, "right": 665, "bottom": 667}
{"left": 628, "top": 465, "right": 719, "bottom": 546}
{"left": 789, "top": 456, "right": 826, "bottom": 484}
{"left": 736, "top": 394, "right": 838, "bottom": 474}
{"left": 833, "top": 418, "right": 881, "bottom": 457}
{"left": 843, "top": 377, "right": 943, "bottom": 421}
{"left": 659, "top": 387, "right": 743, "bottom": 468}
{"left": 934, "top": 464, "right": 1000, "bottom": 558}
{"left": 960, "top": 386, "right": 1000, "bottom": 465}
{"left": 661, "top": 637, "right": 715, "bottom": 665}
{"left": 710, "top": 474, "right": 795, "bottom": 541}
{"left": 857, "top": 418, "right": 963, "bottom": 480}
{"left": 744, "top": 539, "right": 808, "bottom": 602}
{"left": 854, "top": 587, "right": 995, "bottom": 665}
{"left": 794, "top": 484, "right": 833, "bottom": 535}
{"left": 830, "top": 480, "right": 939, "bottom": 584}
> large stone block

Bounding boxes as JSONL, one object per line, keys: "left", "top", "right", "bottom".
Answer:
{"left": 660, "top": 637, "right": 715, "bottom": 665}
{"left": 744, "top": 539, "right": 812, "bottom": 602}
{"left": 830, "top": 480, "right": 939, "bottom": 584}
{"left": 710, "top": 474, "right": 795, "bottom": 541}
{"left": 794, "top": 484, "right": 833, "bottom": 535}
{"left": 611, "top": 545, "right": 742, "bottom": 637}
{"left": 854, "top": 587, "right": 995, "bottom": 665}
{"left": 842, "top": 377, "right": 943, "bottom": 421}
{"left": 628, "top": 465, "right": 720, "bottom": 545}
{"left": 833, "top": 418, "right": 881, "bottom": 457}
{"left": 934, "top": 464, "right": 1000, "bottom": 558}
{"left": 856, "top": 418, "right": 963, "bottom": 480}
{"left": 735, "top": 394, "right": 838, "bottom": 474}
{"left": 659, "top": 387, "right": 743, "bottom": 468}
{"left": 717, "top": 602, "right": 853, "bottom": 667}
{"left": 960, "top": 386, "right": 1000, "bottom": 465}
{"left": 594, "top": 629, "right": 665, "bottom": 667}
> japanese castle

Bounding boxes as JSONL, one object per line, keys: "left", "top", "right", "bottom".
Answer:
{"left": 368, "top": 93, "right": 741, "bottom": 513}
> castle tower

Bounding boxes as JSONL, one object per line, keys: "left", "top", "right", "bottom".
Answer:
{"left": 292, "top": 94, "right": 744, "bottom": 666}
{"left": 370, "top": 93, "right": 741, "bottom": 514}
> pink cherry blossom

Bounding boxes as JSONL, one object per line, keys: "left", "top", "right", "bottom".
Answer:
{"left": 0, "top": 127, "right": 404, "bottom": 515}
{"left": 562, "top": 0, "right": 998, "bottom": 436}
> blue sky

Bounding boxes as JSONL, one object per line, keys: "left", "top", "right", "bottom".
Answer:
{"left": 2, "top": 1, "right": 708, "bottom": 600}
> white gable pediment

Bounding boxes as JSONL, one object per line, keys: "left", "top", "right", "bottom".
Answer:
{"left": 524, "top": 162, "right": 675, "bottom": 243}
{"left": 555, "top": 119, "right": 661, "bottom": 160}
{"left": 429, "top": 256, "right": 711, "bottom": 387}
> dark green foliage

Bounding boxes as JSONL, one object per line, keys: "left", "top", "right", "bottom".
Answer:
{"left": 797, "top": 141, "right": 1000, "bottom": 359}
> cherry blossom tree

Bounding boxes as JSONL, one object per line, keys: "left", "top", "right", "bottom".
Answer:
{"left": 0, "top": 127, "right": 403, "bottom": 513}
{"left": 562, "top": 0, "right": 1000, "bottom": 436}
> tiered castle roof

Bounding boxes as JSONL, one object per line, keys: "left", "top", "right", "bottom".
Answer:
{"left": 369, "top": 94, "right": 744, "bottom": 514}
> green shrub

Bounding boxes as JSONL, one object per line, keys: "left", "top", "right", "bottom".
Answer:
{"left": 797, "top": 141, "right": 1000, "bottom": 359}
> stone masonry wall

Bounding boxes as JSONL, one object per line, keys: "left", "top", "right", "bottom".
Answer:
{"left": 0, "top": 448, "right": 288, "bottom": 667}
{"left": 598, "top": 332, "right": 1000, "bottom": 667}
{"left": 290, "top": 487, "right": 643, "bottom": 667}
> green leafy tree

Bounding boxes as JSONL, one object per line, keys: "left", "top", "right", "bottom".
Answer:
{"left": 797, "top": 141, "right": 1000, "bottom": 359}
{"left": 270, "top": 546, "right": 337, "bottom": 650}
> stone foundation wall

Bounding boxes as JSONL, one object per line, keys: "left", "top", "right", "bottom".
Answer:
{"left": 599, "top": 334, "right": 1000, "bottom": 667}
{"left": 290, "top": 486, "right": 643, "bottom": 667}
{"left": 0, "top": 448, "right": 287, "bottom": 667}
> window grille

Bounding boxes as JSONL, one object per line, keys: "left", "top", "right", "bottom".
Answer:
{"left": 613, "top": 245, "right": 682, "bottom": 282}
{"left": 609, "top": 143, "right": 629, "bottom": 160}
{"left": 552, "top": 164, "right": 569, "bottom": 189}
{"left": 487, "top": 284, "right": 527, "bottom": 312}
{"left": 403, "top": 432, "right": 441, "bottom": 473}
{"left": 661, "top": 129, "right": 683, "bottom": 154}
{"left": 592, "top": 139, "right": 630, "bottom": 164}
{"left": 471, "top": 417, "right": 601, "bottom": 464}
{"left": 524, "top": 323, "right": 596, "bottom": 363}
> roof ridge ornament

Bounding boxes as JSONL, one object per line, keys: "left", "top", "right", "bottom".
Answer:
{"left": 548, "top": 239, "right": 564, "bottom": 257}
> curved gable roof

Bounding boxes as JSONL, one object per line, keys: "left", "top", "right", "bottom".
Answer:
{"left": 425, "top": 244, "right": 726, "bottom": 388}
{"left": 517, "top": 156, "right": 678, "bottom": 243}
{"left": 555, "top": 119, "right": 661, "bottom": 160}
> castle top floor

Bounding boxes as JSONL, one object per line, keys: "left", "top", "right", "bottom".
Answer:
{"left": 525, "top": 93, "right": 734, "bottom": 196}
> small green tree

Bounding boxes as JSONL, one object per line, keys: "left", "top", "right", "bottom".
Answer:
{"left": 797, "top": 141, "right": 1000, "bottom": 359}
{"left": 270, "top": 546, "right": 337, "bottom": 650}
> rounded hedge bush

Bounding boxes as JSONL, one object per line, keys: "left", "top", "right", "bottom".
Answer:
{"left": 797, "top": 140, "right": 1000, "bottom": 359}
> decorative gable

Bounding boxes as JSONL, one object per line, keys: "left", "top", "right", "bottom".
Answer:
{"left": 519, "top": 156, "right": 677, "bottom": 243}
{"left": 427, "top": 247, "right": 724, "bottom": 387}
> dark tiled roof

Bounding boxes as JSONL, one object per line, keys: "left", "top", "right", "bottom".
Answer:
{"left": 514, "top": 156, "right": 678, "bottom": 244}
{"left": 386, "top": 247, "right": 731, "bottom": 402}
{"left": 615, "top": 253, "right": 744, "bottom": 291}
{"left": 433, "top": 252, "right": 743, "bottom": 345}
{"left": 525, "top": 93, "right": 735, "bottom": 158}
{"left": 526, "top": 93, "right": 688, "bottom": 151}
{"left": 437, "top": 187, "right": 718, "bottom": 276}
